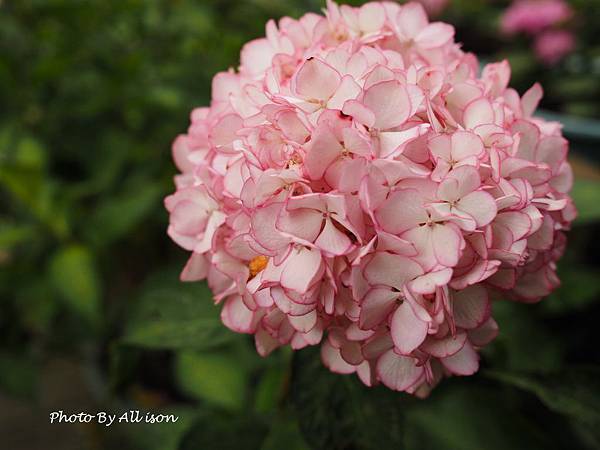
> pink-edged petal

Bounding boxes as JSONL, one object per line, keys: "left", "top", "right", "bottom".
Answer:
{"left": 271, "top": 287, "right": 313, "bottom": 316}
{"left": 457, "top": 191, "right": 498, "bottom": 227}
{"left": 288, "top": 309, "right": 318, "bottom": 333}
{"left": 376, "top": 231, "right": 418, "bottom": 256}
{"left": 376, "top": 189, "right": 428, "bottom": 234}
{"left": 346, "top": 322, "right": 376, "bottom": 341}
{"left": 391, "top": 302, "right": 429, "bottom": 354}
{"left": 343, "top": 128, "right": 371, "bottom": 157}
{"left": 421, "top": 332, "right": 467, "bottom": 358}
{"left": 396, "top": 3, "right": 428, "bottom": 39}
{"left": 321, "top": 339, "right": 356, "bottom": 374}
{"left": 170, "top": 200, "right": 208, "bottom": 235}
{"left": 428, "top": 133, "right": 451, "bottom": 160}
{"left": 468, "top": 317, "right": 499, "bottom": 347}
{"left": 277, "top": 208, "right": 323, "bottom": 244}
{"left": 436, "top": 176, "right": 460, "bottom": 203}
{"left": 431, "top": 223, "right": 464, "bottom": 267}
{"left": 340, "top": 340, "right": 364, "bottom": 365}
{"left": 211, "top": 114, "right": 243, "bottom": 147}
{"left": 450, "top": 130, "right": 484, "bottom": 160}
{"left": 536, "top": 135, "right": 567, "bottom": 172}
{"left": 195, "top": 211, "right": 227, "bottom": 254}
{"left": 452, "top": 285, "right": 490, "bottom": 329}
{"left": 342, "top": 100, "right": 376, "bottom": 128}
{"left": 440, "top": 341, "right": 479, "bottom": 375}
{"left": 328, "top": 75, "right": 362, "bottom": 109}
{"left": 180, "top": 252, "right": 209, "bottom": 281}
{"left": 447, "top": 164, "right": 481, "bottom": 199}
{"left": 402, "top": 226, "right": 438, "bottom": 271}
{"left": 240, "top": 38, "right": 275, "bottom": 77}
{"left": 379, "top": 124, "right": 429, "bottom": 158}
{"left": 280, "top": 247, "right": 323, "bottom": 293}
{"left": 172, "top": 135, "right": 195, "bottom": 173}
{"left": 463, "top": 98, "right": 495, "bottom": 129}
{"left": 409, "top": 268, "right": 453, "bottom": 294}
{"left": 362, "top": 334, "right": 394, "bottom": 360}
{"left": 221, "top": 295, "right": 256, "bottom": 333}
{"left": 251, "top": 204, "right": 290, "bottom": 252}
{"left": 255, "top": 327, "right": 280, "bottom": 356}
{"left": 363, "top": 80, "right": 412, "bottom": 130}
{"left": 376, "top": 349, "right": 424, "bottom": 391}
{"left": 357, "top": 361, "right": 375, "bottom": 387}
{"left": 305, "top": 125, "right": 344, "bottom": 180}
{"left": 359, "top": 2, "right": 386, "bottom": 32}
{"left": 315, "top": 218, "right": 353, "bottom": 256}
{"left": 294, "top": 58, "right": 340, "bottom": 100}
{"left": 522, "top": 83, "right": 543, "bottom": 117}
{"left": 359, "top": 288, "right": 399, "bottom": 330}
{"left": 364, "top": 252, "right": 423, "bottom": 289}
{"left": 416, "top": 22, "right": 454, "bottom": 49}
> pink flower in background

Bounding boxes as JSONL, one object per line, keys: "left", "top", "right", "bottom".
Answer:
{"left": 501, "top": 0, "right": 573, "bottom": 35}
{"left": 166, "top": 1, "right": 575, "bottom": 395}
{"left": 534, "top": 29, "right": 575, "bottom": 65}
{"left": 414, "top": 0, "right": 449, "bottom": 16}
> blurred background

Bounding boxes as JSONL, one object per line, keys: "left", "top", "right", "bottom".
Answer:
{"left": 1, "top": 0, "right": 600, "bottom": 449}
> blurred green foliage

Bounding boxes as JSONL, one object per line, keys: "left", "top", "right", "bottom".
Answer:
{"left": 0, "top": 1, "right": 599, "bottom": 449}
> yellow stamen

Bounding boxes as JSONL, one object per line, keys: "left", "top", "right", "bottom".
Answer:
{"left": 249, "top": 255, "right": 269, "bottom": 277}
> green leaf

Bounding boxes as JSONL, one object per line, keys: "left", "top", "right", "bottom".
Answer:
{"left": 290, "top": 347, "right": 407, "bottom": 450}
{"left": 487, "top": 368, "right": 600, "bottom": 448}
{"left": 0, "top": 167, "right": 69, "bottom": 237}
{"left": 0, "top": 222, "right": 36, "bottom": 250}
{"left": 543, "top": 265, "right": 600, "bottom": 314}
{"left": 48, "top": 244, "right": 101, "bottom": 325}
{"left": 485, "top": 301, "right": 564, "bottom": 373}
{"left": 16, "top": 279, "right": 59, "bottom": 334}
{"left": 113, "top": 407, "right": 197, "bottom": 450}
{"left": 176, "top": 350, "right": 248, "bottom": 411}
{"left": 572, "top": 179, "right": 600, "bottom": 225}
{"left": 85, "top": 179, "right": 163, "bottom": 246}
{"left": 405, "top": 383, "right": 554, "bottom": 450}
{"left": 486, "top": 368, "right": 600, "bottom": 428}
{"left": 178, "top": 410, "right": 268, "bottom": 450}
{"left": 0, "top": 352, "right": 37, "bottom": 399}
{"left": 15, "top": 135, "right": 46, "bottom": 172}
{"left": 254, "top": 365, "right": 288, "bottom": 414}
{"left": 260, "top": 417, "right": 310, "bottom": 450}
{"left": 123, "top": 271, "right": 237, "bottom": 351}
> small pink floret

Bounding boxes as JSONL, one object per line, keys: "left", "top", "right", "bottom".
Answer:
{"left": 501, "top": 0, "right": 573, "bottom": 35}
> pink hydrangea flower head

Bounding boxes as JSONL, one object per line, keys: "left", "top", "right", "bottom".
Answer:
{"left": 501, "top": 0, "right": 573, "bottom": 35}
{"left": 166, "top": 1, "right": 575, "bottom": 395}
{"left": 534, "top": 29, "right": 575, "bottom": 65}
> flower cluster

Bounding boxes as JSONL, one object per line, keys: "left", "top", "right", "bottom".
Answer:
{"left": 501, "top": 0, "right": 575, "bottom": 65}
{"left": 165, "top": 1, "right": 575, "bottom": 396}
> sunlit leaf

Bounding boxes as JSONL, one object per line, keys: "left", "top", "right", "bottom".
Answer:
{"left": 48, "top": 244, "right": 101, "bottom": 325}
{"left": 0, "top": 222, "right": 35, "bottom": 250}
{"left": 176, "top": 350, "right": 248, "bottom": 411}
{"left": 572, "top": 179, "right": 600, "bottom": 225}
